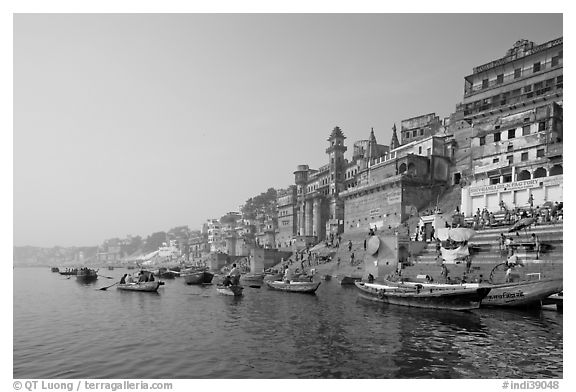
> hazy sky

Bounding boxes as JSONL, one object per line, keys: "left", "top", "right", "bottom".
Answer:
{"left": 13, "top": 13, "right": 563, "bottom": 247}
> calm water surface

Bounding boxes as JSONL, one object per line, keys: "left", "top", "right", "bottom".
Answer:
{"left": 13, "top": 267, "right": 562, "bottom": 379}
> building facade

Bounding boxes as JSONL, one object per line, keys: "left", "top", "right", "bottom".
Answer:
{"left": 452, "top": 37, "right": 563, "bottom": 215}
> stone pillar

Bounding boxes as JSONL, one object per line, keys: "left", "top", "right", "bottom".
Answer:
{"left": 313, "top": 197, "right": 322, "bottom": 240}
{"left": 298, "top": 203, "right": 305, "bottom": 236}
{"left": 305, "top": 199, "right": 313, "bottom": 236}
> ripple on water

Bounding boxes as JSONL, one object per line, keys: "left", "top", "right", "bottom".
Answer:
{"left": 13, "top": 268, "right": 563, "bottom": 378}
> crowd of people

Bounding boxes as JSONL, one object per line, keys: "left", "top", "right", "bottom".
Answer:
{"left": 468, "top": 200, "right": 562, "bottom": 230}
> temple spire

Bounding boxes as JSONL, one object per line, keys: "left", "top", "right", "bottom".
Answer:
{"left": 390, "top": 123, "right": 400, "bottom": 150}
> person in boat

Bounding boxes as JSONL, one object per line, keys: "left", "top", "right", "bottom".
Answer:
{"left": 283, "top": 265, "right": 293, "bottom": 283}
{"left": 441, "top": 264, "right": 449, "bottom": 283}
{"left": 148, "top": 272, "right": 155, "bottom": 282}
{"left": 367, "top": 273, "right": 374, "bottom": 283}
{"left": 531, "top": 233, "right": 541, "bottom": 260}
{"left": 125, "top": 274, "right": 134, "bottom": 284}
{"left": 222, "top": 275, "right": 232, "bottom": 287}
{"left": 228, "top": 263, "right": 241, "bottom": 286}
{"left": 120, "top": 274, "right": 127, "bottom": 284}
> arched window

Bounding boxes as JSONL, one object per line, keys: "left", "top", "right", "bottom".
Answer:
{"left": 398, "top": 163, "right": 407, "bottom": 174}
{"left": 517, "top": 170, "right": 531, "bottom": 181}
{"left": 533, "top": 167, "right": 547, "bottom": 178}
{"left": 549, "top": 164, "right": 563, "bottom": 176}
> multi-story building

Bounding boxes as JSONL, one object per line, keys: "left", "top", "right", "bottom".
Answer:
{"left": 451, "top": 37, "right": 563, "bottom": 214}
{"left": 340, "top": 116, "right": 452, "bottom": 233}
{"left": 276, "top": 185, "right": 297, "bottom": 247}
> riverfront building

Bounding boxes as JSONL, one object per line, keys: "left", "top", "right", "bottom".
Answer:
{"left": 451, "top": 37, "right": 563, "bottom": 214}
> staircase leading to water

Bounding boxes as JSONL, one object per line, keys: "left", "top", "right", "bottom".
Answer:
{"left": 405, "top": 222, "right": 563, "bottom": 283}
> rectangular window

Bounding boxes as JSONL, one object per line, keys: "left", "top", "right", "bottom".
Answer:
{"left": 405, "top": 132, "right": 410, "bottom": 139}
{"left": 534, "top": 82, "right": 544, "bottom": 95}
{"left": 490, "top": 177, "right": 500, "bottom": 185}
{"left": 514, "top": 68, "right": 522, "bottom": 79}
{"left": 556, "top": 75, "right": 563, "bottom": 89}
{"left": 521, "top": 152, "right": 528, "bottom": 161}
{"left": 552, "top": 56, "right": 559, "bottom": 67}
{"left": 522, "top": 125, "right": 530, "bottom": 136}
{"left": 413, "top": 130, "right": 417, "bottom": 138}
{"left": 493, "top": 132, "right": 501, "bottom": 142}
{"left": 538, "top": 121, "right": 546, "bottom": 131}
{"left": 533, "top": 62, "right": 541, "bottom": 73}
{"left": 507, "top": 144, "right": 513, "bottom": 152}
{"left": 420, "top": 129, "right": 424, "bottom": 136}
{"left": 419, "top": 146, "right": 422, "bottom": 154}
{"left": 496, "top": 74, "right": 504, "bottom": 84}
{"left": 503, "top": 175, "right": 512, "bottom": 183}
{"left": 507, "top": 155, "right": 513, "bottom": 163}
{"left": 479, "top": 136, "right": 486, "bottom": 146}
{"left": 508, "top": 129, "right": 516, "bottom": 139}
{"left": 493, "top": 158, "right": 499, "bottom": 163}
{"left": 482, "top": 78, "right": 489, "bottom": 88}
{"left": 537, "top": 149, "right": 545, "bottom": 158}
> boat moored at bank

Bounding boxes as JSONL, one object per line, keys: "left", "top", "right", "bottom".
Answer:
{"left": 355, "top": 281, "right": 490, "bottom": 311}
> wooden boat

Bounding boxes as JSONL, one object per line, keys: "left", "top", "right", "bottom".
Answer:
{"left": 264, "top": 273, "right": 283, "bottom": 282}
{"left": 182, "top": 270, "right": 214, "bottom": 285}
{"left": 265, "top": 280, "right": 321, "bottom": 294}
{"left": 542, "top": 292, "right": 563, "bottom": 311}
{"left": 51, "top": 267, "right": 59, "bottom": 273}
{"left": 240, "top": 273, "right": 265, "bottom": 284}
{"left": 216, "top": 284, "right": 244, "bottom": 296}
{"left": 385, "top": 277, "right": 563, "bottom": 308}
{"left": 478, "top": 278, "right": 562, "bottom": 308}
{"left": 354, "top": 281, "right": 491, "bottom": 311}
{"left": 117, "top": 281, "right": 161, "bottom": 292}
{"left": 59, "top": 268, "right": 78, "bottom": 276}
{"left": 336, "top": 275, "right": 362, "bottom": 285}
{"left": 76, "top": 268, "right": 99, "bottom": 283}
{"left": 156, "top": 267, "right": 178, "bottom": 279}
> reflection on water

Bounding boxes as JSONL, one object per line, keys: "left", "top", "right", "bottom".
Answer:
{"left": 13, "top": 268, "right": 562, "bottom": 378}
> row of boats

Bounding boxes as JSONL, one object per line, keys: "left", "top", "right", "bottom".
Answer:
{"left": 52, "top": 266, "right": 562, "bottom": 310}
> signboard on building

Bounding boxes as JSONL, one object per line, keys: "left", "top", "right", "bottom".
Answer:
{"left": 540, "top": 175, "right": 563, "bottom": 187}
{"left": 469, "top": 179, "right": 539, "bottom": 196}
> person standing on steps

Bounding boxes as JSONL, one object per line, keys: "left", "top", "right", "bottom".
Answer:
{"left": 350, "top": 252, "right": 355, "bottom": 265}
{"left": 348, "top": 240, "right": 352, "bottom": 252}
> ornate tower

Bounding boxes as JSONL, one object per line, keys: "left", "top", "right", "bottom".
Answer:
{"left": 325, "top": 127, "right": 347, "bottom": 234}
{"left": 293, "top": 165, "right": 309, "bottom": 237}
{"left": 326, "top": 126, "right": 347, "bottom": 196}
{"left": 390, "top": 123, "right": 400, "bottom": 150}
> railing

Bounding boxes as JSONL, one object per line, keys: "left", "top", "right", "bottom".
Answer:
{"left": 461, "top": 84, "right": 563, "bottom": 117}
{"left": 472, "top": 37, "right": 562, "bottom": 74}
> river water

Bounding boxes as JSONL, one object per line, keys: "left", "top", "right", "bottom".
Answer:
{"left": 13, "top": 267, "right": 562, "bottom": 379}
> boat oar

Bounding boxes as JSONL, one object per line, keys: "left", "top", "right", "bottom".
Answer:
{"left": 98, "top": 282, "right": 118, "bottom": 291}
{"left": 98, "top": 274, "right": 115, "bottom": 279}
